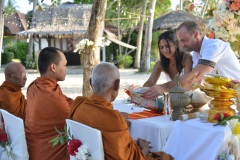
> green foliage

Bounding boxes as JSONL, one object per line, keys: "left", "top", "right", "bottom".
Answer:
{"left": 4, "top": 40, "right": 28, "bottom": 66}
{"left": 117, "top": 55, "right": 133, "bottom": 69}
{"left": 49, "top": 125, "right": 69, "bottom": 148}
{"left": 25, "top": 11, "right": 33, "bottom": 29}
{"left": 149, "top": 61, "right": 155, "bottom": 73}
{"left": 4, "top": 43, "right": 16, "bottom": 57}
{"left": 1, "top": 52, "right": 13, "bottom": 64}
{"left": 25, "top": 55, "right": 37, "bottom": 69}
{"left": 4, "top": 0, "right": 18, "bottom": 17}
{"left": 105, "top": 0, "right": 171, "bottom": 32}
{"left": 16, "top": 41, "right": 28, "bottom": 66}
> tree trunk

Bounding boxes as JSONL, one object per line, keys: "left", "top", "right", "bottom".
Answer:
{"left": 124, "top": 24, "right": 134, "bottom": 55}
{"left": 117, "top": 0, "right": 122, "bottom": 55}
{"left": 140, "top": 0, "right": 156, "bottom": 72}
{"left": 0, "top": 0, "right": 4, "bottom": 69}
{"left": 134, "top": 0, "right": 147, "bottom": 68}
{"left": 82, "top": 0, "right": 107, "bottom": 97}
{"left": 27, "top": 0, "right": 37, "bottom": 57}
{"left": 180, "top": 0, "right": 183, "bottom": 10}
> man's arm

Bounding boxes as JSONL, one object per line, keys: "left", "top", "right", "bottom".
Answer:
{"left": 143, "top": 64, "right": 213, "bottom": 99}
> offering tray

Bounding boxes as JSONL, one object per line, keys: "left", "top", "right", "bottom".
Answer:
{"left": 200, "top": 74, "right": 237, "bottom": 123}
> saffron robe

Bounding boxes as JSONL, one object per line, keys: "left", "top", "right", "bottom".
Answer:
{"left": 25, "top": 77, "right": 73, "bottom": 160}
{"left": 69, "top": 95, "right": 146, "bottom": 160}
{"left": 0, "top": 81, "right": 26, "bottom": 120}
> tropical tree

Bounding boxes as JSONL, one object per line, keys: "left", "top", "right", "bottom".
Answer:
{"left": 26, "top": 0, "right": 38, "bottom": 57}
{"left": 81, "top": 0, "right": 107, "bottom": 96}
{"left": 0, "top": 0, "right": 4, "bottom": 68}
{"left": 140, "top": 0, "right": 157, "bottom": 72}
{"left": 4, "top": 0, "right": 18, "bottom": 17}
{"left": 134, "top": 0, "right": 147, "bottom": 68}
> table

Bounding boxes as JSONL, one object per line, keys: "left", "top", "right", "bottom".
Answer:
{"left": 113, "top": 100, "right": 174, "bottom": 152}
{"left": 162, "top": 118, "right": 232, "bottom": 160}
{"left": 114, "top": 99, "right": 234, "bottom": 159}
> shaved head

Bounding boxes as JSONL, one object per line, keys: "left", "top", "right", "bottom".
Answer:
{"left": 91, "top": 63, "right": 120, "bottom": 93}
{"left": 4, "top": 62, "right": 27, "bottom": 88}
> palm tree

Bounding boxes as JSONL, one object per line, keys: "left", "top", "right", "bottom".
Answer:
{"left": 4, "top": 0, "right": 18, "bottom": 17}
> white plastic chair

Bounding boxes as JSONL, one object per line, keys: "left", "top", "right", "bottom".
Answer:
{"left": 66, "top": 119, "right": 104, "bottom": 160}
{"left": 0, "top": 109, "right": 29, "bottom": 160}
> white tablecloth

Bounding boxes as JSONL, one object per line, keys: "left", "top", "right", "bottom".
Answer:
{"left": 162, "top": 118, "right": 232, "bottom": 160}
{"left": 113, "top": 100, "right": 174, "bottom": 152}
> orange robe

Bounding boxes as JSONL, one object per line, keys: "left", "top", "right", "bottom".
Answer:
{"left": 0, "top": 81, "right": 26, "bottom": 120}
{"left": 25, "top": 77, "right": 73, "bottom": 160}
{"left": 69, "top": 95, "right": 146, "bottom": 160}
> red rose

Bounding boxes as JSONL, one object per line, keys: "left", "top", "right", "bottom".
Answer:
{"left": 67, "top": 139, "right": 82, "bottom": 156}
{"left": 0, "top": 132, "right": 7, "bottom": 143}
{"left": 214, "top": 112, "right": 231, "bottom": 122}
{"left": 223, "top": 112, "right": 231, "bottom": 118}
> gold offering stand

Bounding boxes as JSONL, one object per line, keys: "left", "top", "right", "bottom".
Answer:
{"left": 200, "top": 74, "right": 237, "bottom": 123}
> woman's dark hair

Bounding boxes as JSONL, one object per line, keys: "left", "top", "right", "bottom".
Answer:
{"left": 158, "top": 30, "right": 185, "bottom": 74}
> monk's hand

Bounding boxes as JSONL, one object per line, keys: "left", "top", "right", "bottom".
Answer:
{"left": 137, "top": 138, "right": 151, "bottom": 156}
{"left": 126, "top": 120, "right": 131, "bottom": 127}
{"left": 143, "top": 85, "right": 163, "bottom": 99}
{"left": 120, "top": 112, "right": 129, "bottom": 119}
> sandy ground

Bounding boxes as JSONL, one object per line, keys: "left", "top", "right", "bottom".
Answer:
{"left": 0, "top": 65, "right": 168, "bottom": 100}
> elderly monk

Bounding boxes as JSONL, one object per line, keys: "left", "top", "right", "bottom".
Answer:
{"left": 69, "top": 62, "right": 173, "bottom": 160}
{"left": 25, "top": 47, "right": 73, "bottom": 160}
{"left": 0, "top": 62, "right": 27, "bottom": 120}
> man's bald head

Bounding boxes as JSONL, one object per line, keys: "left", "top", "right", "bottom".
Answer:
{"left": 4, "top": 62, "right": 27, "bottom": 88}
{"left": 91, "top": 63, "right": 120, "bottom": 93}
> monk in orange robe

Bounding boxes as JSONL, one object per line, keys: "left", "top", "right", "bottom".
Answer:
{"left": 0, "top": 62, "right": 27, "bottom": 120}
{"left": 70, "top": 63, "right": 173, "bottom": 160}
{"left": 25, "top": 47, "right": 73, "bottom": 160}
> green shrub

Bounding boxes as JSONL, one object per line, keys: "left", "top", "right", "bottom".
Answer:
{"left": 1, "top": 52, "right": 13, "bottom": 64}
{"left": 25, "top": 55, "right": 37, "bottom": 69}
{"left": 16, "top": 41, "right": 28, "bottom": 66}
{"left": 117, "top": 55, "right": 133, "bottom": 69}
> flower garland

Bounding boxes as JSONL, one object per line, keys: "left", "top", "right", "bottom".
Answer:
{"left": 49, "top": 125, "right": 91, "bottom": 160}
{"left": 214, "top": 112, "right": 240, "bottom": 159}
{"left": 213, "top": 112, "right": 239, "bottom": 126}
{"left": 68, "top": 139, "right": 91, "bottom": 160}
{"left": 0, "top": 123, "right": 13, "bottom": 159}
{"left": 206, "top": 0, "right": 240, "bottom": 43}
{"left": 74, "top": 37, "right": 111, "bottom": 54}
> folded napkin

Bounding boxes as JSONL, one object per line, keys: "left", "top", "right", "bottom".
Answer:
{"left": 128, "top": 110, "right": 164, "bottom": 119}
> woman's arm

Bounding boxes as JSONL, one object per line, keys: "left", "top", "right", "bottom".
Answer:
{"left": 182, "top": 53, "right": 193, "bottom": 74}
{"left": 143, "top": 61, "right": 162, "bottom": 87}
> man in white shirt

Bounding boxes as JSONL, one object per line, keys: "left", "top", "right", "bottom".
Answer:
{"left": 144, "top": 20, "right": 240, "bottom": 99}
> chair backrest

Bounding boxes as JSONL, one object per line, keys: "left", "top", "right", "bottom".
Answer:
{"left": 66, "top": 119, "right": 104, "bottom": 160}
{"left": 0, "top": 109, "right": 29, "bottom": 160}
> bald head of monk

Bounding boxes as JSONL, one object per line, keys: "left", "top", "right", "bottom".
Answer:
{"left": 38, "top": 47, "right": 67, "bottom": 81}
{"left": 91, "top": 62, "right": 120, "bottom": 102}
{"left": 4, "top": 62, "right": 27, "bottom": 88}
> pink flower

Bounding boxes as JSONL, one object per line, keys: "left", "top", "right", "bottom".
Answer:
{"left": 67, "top": 139, "right": 82, "bottom": 156}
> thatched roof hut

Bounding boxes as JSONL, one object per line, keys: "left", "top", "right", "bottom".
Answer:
{"left": 17, "top": 3, "right": 92, "bottom": 39}
{"left": 4, "top": 12, "right": 27, "bottom": 36}
{"left": 152, "top": 10, "right": 208, "bottom": 31}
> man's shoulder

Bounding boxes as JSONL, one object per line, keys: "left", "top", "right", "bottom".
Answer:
{"left": 203, "top": 36, "right": 226, "bottom": 47}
